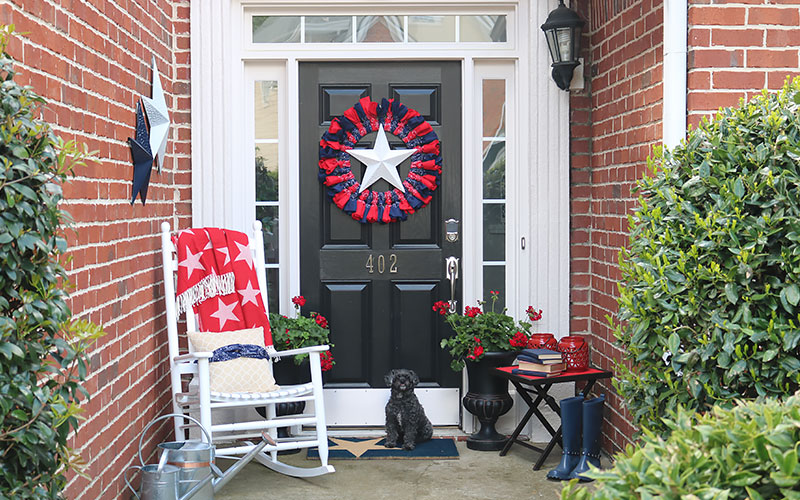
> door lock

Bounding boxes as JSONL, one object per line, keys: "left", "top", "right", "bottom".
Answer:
{"left": 445, "top": 256, "right": 459, "bottom": 313}
{"left": 445, "top": 218, "right": 459, "bottom": 243}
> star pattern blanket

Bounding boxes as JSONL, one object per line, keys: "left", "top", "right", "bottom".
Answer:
{"left": 174, "top": 228, "right": 272, "bottom": 345}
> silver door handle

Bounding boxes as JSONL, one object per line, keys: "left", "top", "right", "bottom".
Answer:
{"left": 445, "top": 256, "right": 459, "bottom": 313}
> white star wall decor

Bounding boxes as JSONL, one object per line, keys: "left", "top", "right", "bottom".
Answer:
{"left": 348, "top": 124, "right": 415, "bottom": 193}
{"left": 141, "top": 55, "right": 171, "bottom": 173}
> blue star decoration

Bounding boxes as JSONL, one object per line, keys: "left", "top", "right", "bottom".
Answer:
{"left": 128, "top": 100, "right": 154, "bottom": 205}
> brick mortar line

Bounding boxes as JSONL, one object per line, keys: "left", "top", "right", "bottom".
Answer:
{"left": 10, "top": 4, "right": 173, "bottom": 109}
{"left": 71, "top": 371, "right": 172, "bottom": 496}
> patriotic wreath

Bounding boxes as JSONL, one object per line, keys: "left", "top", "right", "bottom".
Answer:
{"left": 318, "top": 97, "right": 442, "bottom": 223}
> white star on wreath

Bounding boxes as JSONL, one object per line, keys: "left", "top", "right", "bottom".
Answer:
{"left": 348, "top": 125, "right": 414, "bottom": 193}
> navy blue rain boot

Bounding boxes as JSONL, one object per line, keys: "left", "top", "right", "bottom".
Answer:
{"left": 546, "top": 395, "right": 584, "bottom": 480}
{"left": 568, "top": 394, "right": 606, "bottom": 481}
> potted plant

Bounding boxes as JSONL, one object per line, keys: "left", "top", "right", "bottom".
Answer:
{"left": 263, "top": 296, "right": 334, "bottom": 446}
{"left": 271, "top": 296, "right": 334, "bottom": 371}
{"left": 434, "top": 291, "right": 533, "bottom": 450}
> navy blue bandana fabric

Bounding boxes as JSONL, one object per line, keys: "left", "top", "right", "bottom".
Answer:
{"left": 210, "top": 343, "right": 270, "bottom": 363}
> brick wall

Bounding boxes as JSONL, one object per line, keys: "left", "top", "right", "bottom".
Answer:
{"left": 688, "top": 0, "right": 800, "bottom": 127}
{"left": 570, "top": 0, "right": 664, "bottom": 453}
{"left": 1, "top": 1, "right": 191, "bottom": 498}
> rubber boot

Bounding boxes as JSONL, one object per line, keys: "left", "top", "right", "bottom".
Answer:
{"left": 568, "top": 394, "right": 605, "bottom": 481}
{"left": 546, "top": 395, "right": 584, "bottom": 480}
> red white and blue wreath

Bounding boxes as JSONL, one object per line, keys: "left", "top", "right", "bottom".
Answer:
{"left": 318, "top": 97, "right": 442, "bottom": 223}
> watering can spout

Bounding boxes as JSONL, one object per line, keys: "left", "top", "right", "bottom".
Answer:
{"left": 212, "top": 432, "right": 276, "bottom": 493}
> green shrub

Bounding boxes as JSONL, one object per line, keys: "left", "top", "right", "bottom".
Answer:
{"left": 562, "top": 393, "right": 800, "bottom": 500}
{"left": 0, "top": 26, "right": 103, "bottom": 498}
{"left": 613, "top": 78, "right": 800, "bottom": 434}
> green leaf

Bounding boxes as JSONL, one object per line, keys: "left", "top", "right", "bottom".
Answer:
{"left": 785, "top": 284, "right": 800, "bottom": 307}
{"left": 734, "top": 177, "right": 745, "bottom": 198}
{"left": 725, "top": 283, "right": 738, "bottom": 305}
{"left": 0, "top": 342, "right": 24, "bottom": 359}
{"left": 668, "top": 333, "right": 680, "bottom": 354}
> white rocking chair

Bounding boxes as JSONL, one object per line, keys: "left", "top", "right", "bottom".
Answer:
{"left": 160, "top": 221, "right": 334, "bottom": 477}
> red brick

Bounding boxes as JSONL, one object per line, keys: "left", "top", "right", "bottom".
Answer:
{"left": 711, "top": 28, "right": 764, "bottom": 47}
{"left": 747, "top": 49, "right": 798, "bottom": 68}
{"left": 712, "top": 70, "right": 766, "bottom": 89}
{"left": 691, "top": 48, "right": 744, "bottom": 68}
{"left": 766, "top": 29, "right": 800, "bottom": 47}
{"left": 748, "top": 7, "right": 800, "bottom": 26}
{"left": 689, "top": 6, "right": 747, "bottom": 25}
{"left": 767, "top": 70, "right": 800, "bottom": 88}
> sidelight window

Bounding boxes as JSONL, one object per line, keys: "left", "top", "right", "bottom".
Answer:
{"left": 482, "top": 79, "right": 506, "bottom": 310}
{"left": 254, "top": 79, "right": 280, "bottom": 314}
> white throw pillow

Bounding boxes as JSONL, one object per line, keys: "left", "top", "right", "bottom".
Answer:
{"left": 188, "top": 327, "right": 279, "bottom": 393}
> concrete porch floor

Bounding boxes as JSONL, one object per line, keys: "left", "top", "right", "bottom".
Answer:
{"left": 214, "top": 437, "right": 582, "bottom": 500}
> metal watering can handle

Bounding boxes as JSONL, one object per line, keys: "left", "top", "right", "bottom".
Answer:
{"left": 138, "top": 413, "right": 212, "bottom": 466}
{"left": 124, "top": 465, "right": 143, "bottom": 500}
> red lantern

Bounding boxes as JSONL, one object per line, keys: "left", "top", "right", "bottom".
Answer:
{"left": 528, "top": 333, "right": 558, "bottom": 351}
{"left": 557, "top": 335, "right": 589, "bottom": 371}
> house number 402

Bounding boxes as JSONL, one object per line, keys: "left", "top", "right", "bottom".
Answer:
{"left": 365, "top": 254, "right": 398, "bottom": 274}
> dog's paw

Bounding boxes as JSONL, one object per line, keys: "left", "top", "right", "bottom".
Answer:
{"left": 403, "top": 442, "right": 416, "bottom": 451}
{"left": 384, "top": 441, "right": 397, "bottom": 448}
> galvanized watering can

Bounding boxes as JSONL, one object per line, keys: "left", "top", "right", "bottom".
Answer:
{"left": 125, "top": 414, "right": 274, "bottom": 500}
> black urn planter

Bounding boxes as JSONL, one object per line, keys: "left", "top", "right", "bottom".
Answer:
{"left": 462, "top": 351, "right": 517, "bottom": 451}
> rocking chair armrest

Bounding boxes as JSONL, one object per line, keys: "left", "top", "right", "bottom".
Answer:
{"left": 273, "top": 344, "right": 330, "bottom": 358}
{"left": 173, "top": 351, "right": 213, "bottom": 362}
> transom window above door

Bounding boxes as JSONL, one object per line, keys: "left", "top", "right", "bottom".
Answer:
{"left": 251, "top": 15, "right": 507, "bottom": 44}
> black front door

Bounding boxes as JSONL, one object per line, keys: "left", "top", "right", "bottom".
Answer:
{"left": 299, "top": 61, "right": 462, "bottom": 420}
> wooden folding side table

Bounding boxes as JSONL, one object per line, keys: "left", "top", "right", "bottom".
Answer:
{"left": 493, "top": 366, "right": 613, "bottom": 470}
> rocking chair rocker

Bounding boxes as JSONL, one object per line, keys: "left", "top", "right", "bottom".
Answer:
{"left": 160, "top": 221, "right": 334, "bottom": 477}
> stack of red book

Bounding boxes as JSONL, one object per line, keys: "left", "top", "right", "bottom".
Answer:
{"left": 511, "top": 348, "right": 564, "bottom": 377}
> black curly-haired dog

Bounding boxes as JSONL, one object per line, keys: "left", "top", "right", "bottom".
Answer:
{"left": 384, "top": 369, "right": 433, "bottom": 450}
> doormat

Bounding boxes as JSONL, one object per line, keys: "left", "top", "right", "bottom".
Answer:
{"left": 307, "top": 437, "right": 459, "bottom": 460}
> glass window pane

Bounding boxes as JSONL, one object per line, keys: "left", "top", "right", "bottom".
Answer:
{"left": 254, "top": 80, "right": 278, "bottom": 140}
{"left": 460, "top": 15, "right": 507, "bottom": 42}
{"left": 356, "top": 16, "right": 404, "bottom": 42}
{"left": 483, "top": 140, "right": 505, "bottom": 199}
{"left": 266, "top": 267, "right": 279, "bottom": 315}
{"left": 483, "top": 203, "right": 505, "bottom": 262}
{"left": 256, "top": 205, "right": 279, "bottom": 264}
{"left": 253, "top": 16, "right": 301, "bottom": 43}
{"left": 482, "top": 79, "right": 505, "bottom": 138}
{"left": 255, "top": 144, "right": 279, "bottom": 202}
{"left": 306, "top": 16, "right": 352, "bottom": 43}
{"left": 408, "top": 16, "right": 455, "bottom": 42}
{"left": 483, "top": 266, "right": 505, "bottom": 311}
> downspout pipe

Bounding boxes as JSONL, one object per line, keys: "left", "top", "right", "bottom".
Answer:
{"left": 663, "top": 0, "right": 688, "bottom": 149}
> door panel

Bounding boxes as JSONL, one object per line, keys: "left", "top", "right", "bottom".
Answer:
{"left": 300, "top": 61, "right": 462, "bottom": 424}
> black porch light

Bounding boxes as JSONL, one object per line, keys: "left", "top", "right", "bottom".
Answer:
{"left": 541, "top": 0, "right": 585, "bottom": 90}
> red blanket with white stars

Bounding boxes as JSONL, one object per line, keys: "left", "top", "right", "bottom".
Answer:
{"left": 174, "top": 228, "right": 272, "bottom": 345}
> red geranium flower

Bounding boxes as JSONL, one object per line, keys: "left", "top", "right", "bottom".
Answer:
{"left": 465, "top": 306, "right": 482, "bottom": 318}
{"left": 432, "top": 300, "right": 450, "bottom": 316}
{"left": 526, "top": 306, "right": 543, "bottom": 322}
{"left": 473, "top": 345, "right": 484, "bottom": 357}
{"left": 474, "top": 336, "right": 481, "bottom": 344}
{"left": 510, "top": 331, "right": 528, "bottom": 348}
{"left": 292, "top": 295, "right": 306, "bottom": 307}
{"left": 320, "top": 351, "right": 335, "bottom": 371}
{"left": 315, "top": 315, "right": 328, "bottom": 328}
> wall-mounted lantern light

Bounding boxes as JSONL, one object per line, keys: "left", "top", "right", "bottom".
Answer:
{"left": 541, "top": 0, "right": 585, "bottom": 90}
